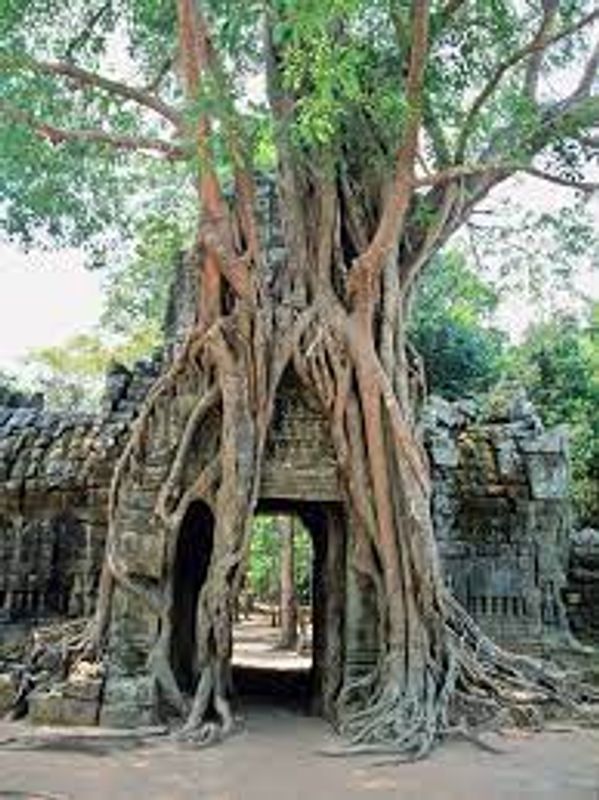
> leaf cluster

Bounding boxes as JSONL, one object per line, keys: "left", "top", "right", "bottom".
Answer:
{"left": 503, "top": 305, "right": 599, "bottom": 525}
{"left": 409, "top": 249, "right": 506, "bottom": 399}
{"left": 247, "top": 515, "right": 312, "bottom": 603}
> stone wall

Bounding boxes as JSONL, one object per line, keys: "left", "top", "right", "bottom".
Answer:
{"left": 0, "top": 376, "right": 585, "bottom": 649}
{"left": 565, "top": 528, "right": 599, "bottom": 643}
{"left": 425, "top": 394, "right": 572, "bottom": 647}
{"left": 1, "top": 364, "right": 596, "bottom": 725}
{"left": 1, "top": 175, "right": 595, "bottom": 725}
{"left": 0, "top": 357, "right": 160, "bottom": 629}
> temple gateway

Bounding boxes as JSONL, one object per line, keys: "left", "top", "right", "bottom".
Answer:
{"left": 0, "top": 353, "right": 590, "bottom": 726}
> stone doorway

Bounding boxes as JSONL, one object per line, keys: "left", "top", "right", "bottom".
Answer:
{"left": 234, "top": 500, "right": 346, "bottom": 718}
{"left": 99, "top": 370, "right": 365, "bottom": 727}
{"left": 232, "top": 510, "right": 313, "bottom": 712}
{"left": 167, "top": 498, "right": 345, "bottom": 719}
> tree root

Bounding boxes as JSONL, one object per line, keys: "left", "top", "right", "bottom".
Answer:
{"left": 171, "top": 658, "right": 236, "bottom": 747}
{"left": 80, "top": 271, "right": 597, "bottom": 763}
{"left": 328, "top": 594, "right": 599, "bottom": 762}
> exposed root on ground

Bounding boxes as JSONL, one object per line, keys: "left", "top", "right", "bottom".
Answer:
{"left": 66, "top": 218, "right": 597, "bottom": 758}
{"left": 330, "top": 591, "right": 598, "bottom": 760}
{"left": 77, "top": 304, "right": 597, "bottom": 757}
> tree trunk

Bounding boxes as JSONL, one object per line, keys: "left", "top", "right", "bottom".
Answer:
{"left": 278, "top": 516, "right": 298, "bottom": 650}
{"left": 89, "top": 195, "right": 586, "bottom": 754}
{"left": 86, "top": 0, "right": 589, "bottom": 757}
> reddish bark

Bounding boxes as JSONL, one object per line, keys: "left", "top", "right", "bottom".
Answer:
{"left": 86, "top": 0, "right": 593, "bottom": 756}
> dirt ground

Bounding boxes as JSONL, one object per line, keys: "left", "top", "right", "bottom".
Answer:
{"left": 232, "top": 615, "right": 312, "bottom": 671}
{"left": 1, "top": 617, "right": 598, "bottom": 799}
{"left": 1, "top": 715, "right": 599, "bottom": 800}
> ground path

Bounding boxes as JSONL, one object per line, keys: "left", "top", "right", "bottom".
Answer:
{"left": 0, "top": 715, "right": 598, "bottom": 799}
{"left": 1, "top": 615, "right": 598, "bottom": 798}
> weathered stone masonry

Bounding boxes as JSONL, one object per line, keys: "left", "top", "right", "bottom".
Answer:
{"left": 567, "top": 528, "right": 599, "bottom": 643}
{"left": 0, "top": 359, "right": 160, "bottom": 628}
{"left": 0, "top": 177, "right": 595, "bottom": 725}
{"left": 1, "top": 367, "right": 593, "bottom": 725}
{"left": 425, "top": 395, "right": 572, "bottom": 647}
{"left": 0, "top": 375, "right": 583, "bottom": 649}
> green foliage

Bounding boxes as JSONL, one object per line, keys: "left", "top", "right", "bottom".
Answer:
{"left": 0, "top": 0, "right": 597, "bottom": 492}
{"left": 101, "top": 213, "right": 191, "bottom": 337}
{"left": 0, "top": 0, "right": 193, "bottom": 250}
{"left": 247, "top": 515, "right": 312, "bottom": 603}
{"left": 247, "top": 515, "right": 280, "bottom": 601}
{"left": 22, "top": 329, "right": 158, "bottom": 411}
{"left": 0, "top": 0, "right": 596, "bottom": 250}
{"left": 409, "top": 250, "right": 506, "bottom": 399}
{"left": 22, "top": 333, "right": 110, "bottom": 410}
{"left": 410, "top": 251, "right": 598, "bottom": 524}
{"left": 503, "top": 306, "right": 599, "bottom": 525}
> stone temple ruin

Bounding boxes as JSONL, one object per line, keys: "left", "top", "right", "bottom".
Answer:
{"left": 0, "top": 178, "right": 596, "bottom": 726}
{"left": 0, "top": 355, "right": 594, "bottom": 725}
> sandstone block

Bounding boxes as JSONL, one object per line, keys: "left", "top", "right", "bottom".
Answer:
{"left": 0, "top": 672, "right": 15, "bottom": 714}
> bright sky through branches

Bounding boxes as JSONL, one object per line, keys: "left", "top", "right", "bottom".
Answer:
{"left": 0, "top": 244, "right": 103, "bottom": 370}
{"left": 0, "top": 172, "right": 598, "bottom": 370}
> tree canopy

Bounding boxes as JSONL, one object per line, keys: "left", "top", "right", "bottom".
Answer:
{"left": 503, "top": 304, "right": 599, "bottom": 525}
{"left": 409, "top": 249, "right": 505, "bottom": 398}
{"left": 1, "top": 0, "right": 598, "bottom": 262}
{"left": 1, "top": 0, "right": 598, "bottom": 759}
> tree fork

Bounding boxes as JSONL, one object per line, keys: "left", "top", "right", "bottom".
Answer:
{"left": 55, "top": 0, "right": 599, "bottom": 758}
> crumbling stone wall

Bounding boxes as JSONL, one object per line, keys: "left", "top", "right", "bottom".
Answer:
{"left": 0, "top": 378, "right": 582, "bottom": 650}
{"left": 0, "top": 357, "right": 160, "bottom": 628}
{"left": 0, "top": 175, "right": 594, "bottom": 726}
{"left": 425, "top": 394, "right": 572, "bottom": 647}
{"left": 565, "top": 528, "right": 599, "bottom": 642}
{"left": 1, "top": 369, "right": 594, "bottom": 725}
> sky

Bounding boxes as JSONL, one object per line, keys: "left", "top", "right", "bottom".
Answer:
{"left": 0, "top": 244, "right": 103, "bottom": 371}
{"left": 476, "top": 177, "right": 599, "bottom": 339}
{"left": 0, "top": 179, "right": 597, "bottom": 373}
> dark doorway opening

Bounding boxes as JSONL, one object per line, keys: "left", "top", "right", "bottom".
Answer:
{"left": 233, "top": 500, "right": 346, "bottom": 719}
{"left": 233, "top": 510, "right": 312, "bottom": 711}
{"left": 170, "top": 500, "right": 214, "bottom": 694}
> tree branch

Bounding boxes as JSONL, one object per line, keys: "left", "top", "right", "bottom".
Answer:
{"left": 176, "top": 0, "right": 219, "bottom": 181}
{"left": 0, "top": 102, "right": 186, "bottom": 158}
{"left": 442, "top": 93, "right": 599, "bottom": 237}
{"left": 144, "top": 57, "right": 174, "bottom": 93}
{"left": 571, "top": 37, "right": 599, "bottom": 101}
{"left": 538, "top": 94, "right": 599, "bottom": 149}
{"left": 350, "top": 0, "right": 430, "bottom": 298}
{"left": 524, "top": 165, "right": 599, "bottom": 192}
{"left": 404, "top": 28, "right": 599, "bottom": 270}
{"left": 415, "top": 160, "right": 599, "bottom": 192}
{"left": 580, "top": 133, "right": 599, "bottom": 149}
{"left": 176, "top": 0, "right": 255, "bottom": 318}
{"left": 423, "top": 97, "right": 451, "bottom": 166}
{"left": 414, "top": 162, "right": 511, "bottom": 186}
{"left": 455, "top": 8, "right": 599, "bottom": 161}
{"left": 523, "top": 0, "right": 559, "bottom": 100}
{"left": 439, "top": 0, "right": 466, "bottom": 21}
{"left": 64, "top": 1, "right": 113, "bottom": 61}
{"left": 401, "top": 182, "right": 459, "bottom": 295}
{"left": 435, "top": 0, "right": 467, "bottom": 32}
{"left": 21, "top": 57, "right": 182, "bottom": 128}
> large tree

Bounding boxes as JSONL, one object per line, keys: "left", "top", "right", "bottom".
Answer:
{"left": 1, "top": 0, "right": 598, "bottom": 757}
